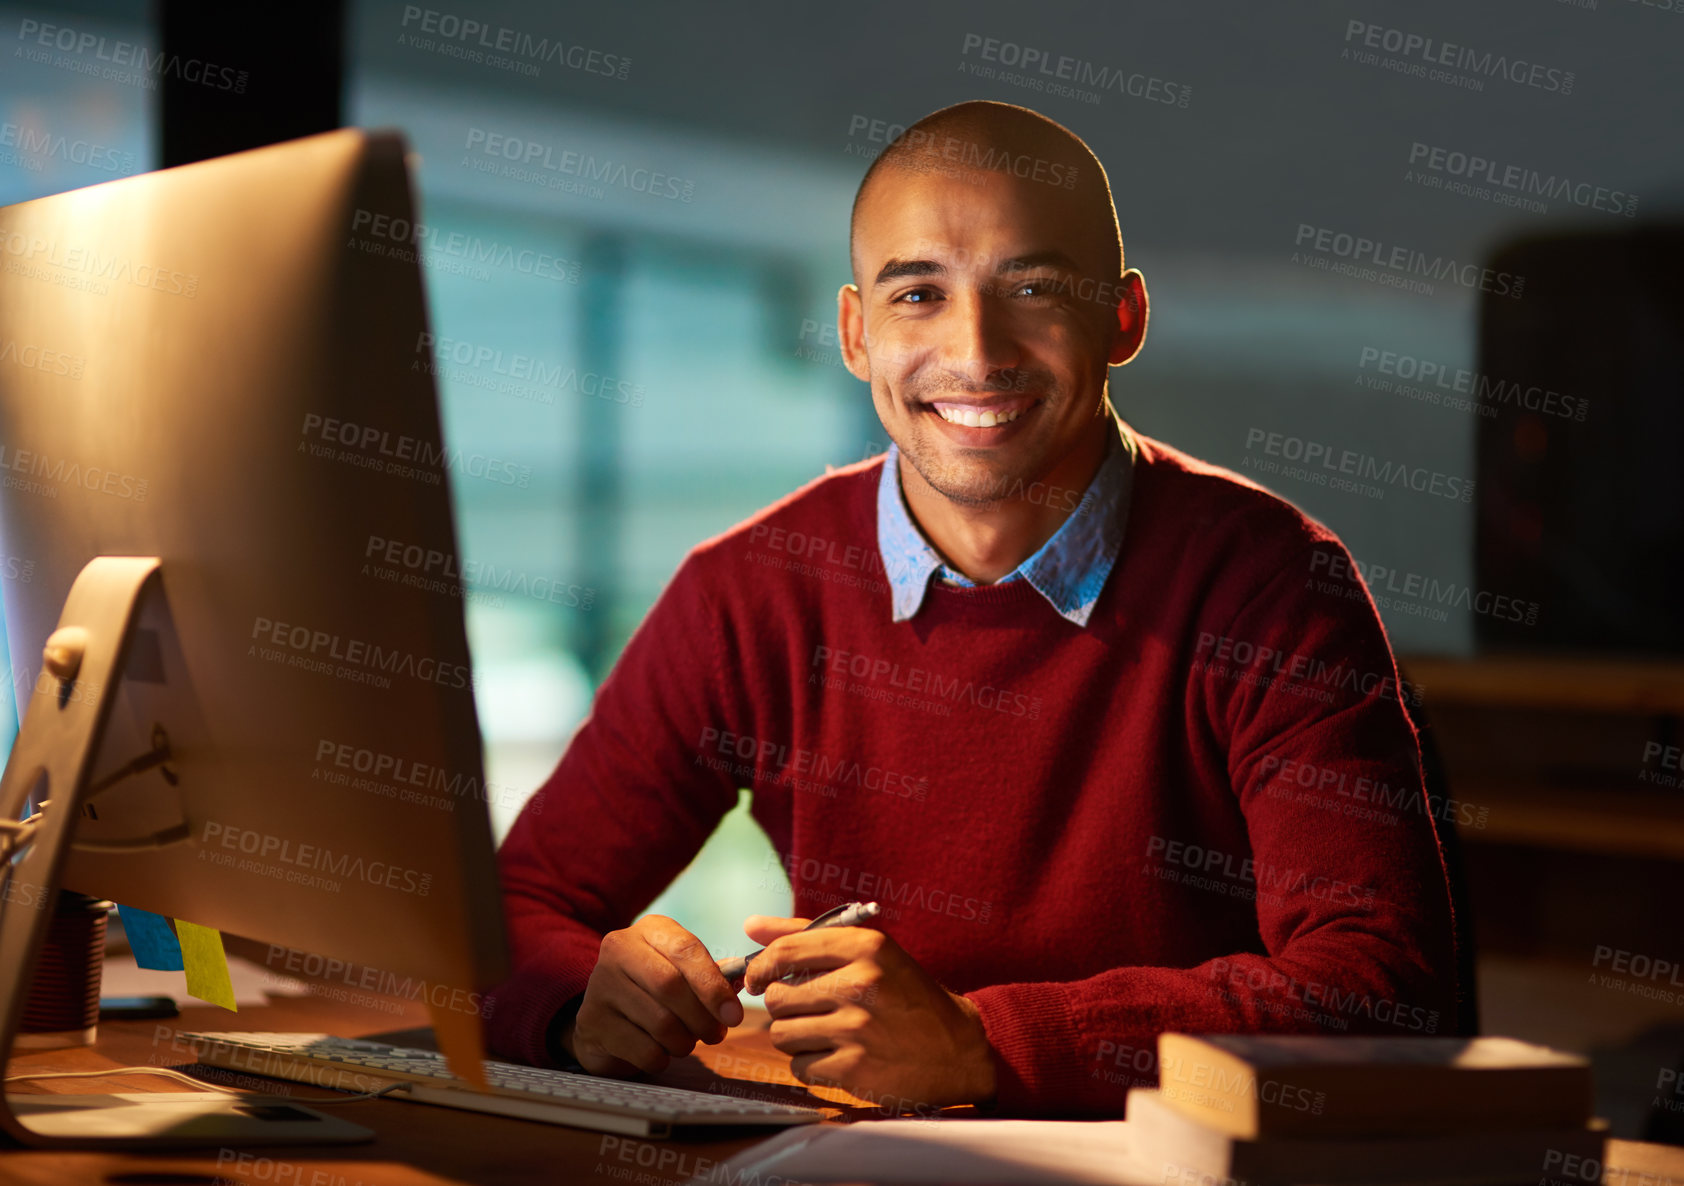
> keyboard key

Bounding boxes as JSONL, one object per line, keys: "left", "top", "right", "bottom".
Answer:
{"left": 183, "top": 1031, "right": 822, "bottom": 1133}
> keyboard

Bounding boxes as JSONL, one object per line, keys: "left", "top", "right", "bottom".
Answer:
{"left": 183, "top": 1032, "right": 825, "bottom": 1138}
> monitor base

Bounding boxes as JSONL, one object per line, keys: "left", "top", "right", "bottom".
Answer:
{"left": 0, "top": 558, "right": 374, "bottom": 1149}
{"left": 8, "top": 1092, "right": 372, "bottom": 1145}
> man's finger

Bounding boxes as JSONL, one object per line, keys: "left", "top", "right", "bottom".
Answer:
{"left": 618, "top": 957, "right": 720, "bottom": 1049}
{"left": 743, "top": 929, "right": 876, "bottom": 996}
{"left": 762, "top": 975, "right": 847, "bottom": 1019}
{"left": 789, "top": 1049, "right": 855, "bottom": 1087}
{"left": 742, "top": 914, "right": 812, "bottom": 945}
{"left": 644, "top": 923, "right": 744, "bottom": 1029}
{"left": 611, "top": 972, "right": 710, "bottom": 1058}
{"left": 575, "top": 1047, "right": 639, "bottom": 1078}
{"left": 768, "top": 1012, "right": 839, "bottom": 1056}
{"left": 569, "top": 1021, "right": 640, "bottom": 1078}
{"left": 584, "top": 1010, "right": 671, "bottom": 1075}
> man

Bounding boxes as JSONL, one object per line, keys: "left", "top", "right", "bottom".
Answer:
{"left": 487, "top": 100, "right": 1456, "bottom": 1117}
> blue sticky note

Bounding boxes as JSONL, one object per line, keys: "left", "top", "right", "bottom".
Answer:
{"left": 118, "top": 904, "right": 183, "bottom": 972}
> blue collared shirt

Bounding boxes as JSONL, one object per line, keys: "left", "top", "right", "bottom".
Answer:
{"left": 875, "top": 421, "right": 1135, "bottom": 627}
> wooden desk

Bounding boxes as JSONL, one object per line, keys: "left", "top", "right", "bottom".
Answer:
{"left": 1397, "top": 653, "right": 1684, "bottom": 861}
{"left": 1, "top": 991, "right": 942, "bottom": 1186}
{"left": 6, "top": 992, "right": 1683, "bottom": 1185}
{"left": 1399, "top": 654, "right": 1684, "bottom": 718}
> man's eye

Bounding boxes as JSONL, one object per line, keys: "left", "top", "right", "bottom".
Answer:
{"left": 1016, "top": 277, "right": 1063, "bottom": 299}
{"left": 896, "top": 288, "right": 940, "bottom": 304}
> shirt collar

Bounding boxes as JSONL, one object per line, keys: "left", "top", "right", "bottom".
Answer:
{"left": 875, "top": 420, "right": 1135, "bottom": 627}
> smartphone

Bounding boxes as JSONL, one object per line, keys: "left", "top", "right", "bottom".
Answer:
{"left": 98, "top": 995, "right": 180, "bottom": 1021}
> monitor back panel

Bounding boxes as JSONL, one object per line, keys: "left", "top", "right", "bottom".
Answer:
{"left": 0, "top": 129, "right": 507, "bottom": 992}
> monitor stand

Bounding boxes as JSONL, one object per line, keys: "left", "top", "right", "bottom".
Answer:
{"left": 0, "top": 557, "right": 372, "bottom": 1149}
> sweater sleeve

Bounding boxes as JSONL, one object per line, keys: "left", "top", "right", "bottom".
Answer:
{"left": 963, "top": 537, "right": 1457, "bottom": 1116}
{"left": 483, "top": 551, "right": 742, "bottom": 1067}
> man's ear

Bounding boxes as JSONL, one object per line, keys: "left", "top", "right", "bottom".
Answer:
{"left": 837, "top": 283, "right": 871, "bottom": 382}
{"left": 1108, "top": 269, "right": 1148, "bottom": 367}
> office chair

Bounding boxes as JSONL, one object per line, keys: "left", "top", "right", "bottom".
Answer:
{"left": 1407, "top": 692, "right": 1481, "bottom": 1038}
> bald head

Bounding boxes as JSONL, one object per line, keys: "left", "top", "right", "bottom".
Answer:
{"left": 849, "top": 101, "right": 1122, "bottom": 286}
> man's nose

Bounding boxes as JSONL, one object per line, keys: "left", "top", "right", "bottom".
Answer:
{"left": 941, "top": 290, "right": 1020, "bottom": 388}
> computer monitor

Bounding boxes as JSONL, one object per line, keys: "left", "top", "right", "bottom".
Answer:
{"left": 0, "top": 129, "right": 508, "bottom": 1147}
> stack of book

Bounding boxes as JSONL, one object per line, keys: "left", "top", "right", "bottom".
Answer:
{"left": 1126, "top": 1033, "right": 1606, "bottom": 1184}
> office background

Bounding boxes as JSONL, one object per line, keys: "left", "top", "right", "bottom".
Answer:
{"left": 3, "top": 0, "right": 1681, "bottom": 1139}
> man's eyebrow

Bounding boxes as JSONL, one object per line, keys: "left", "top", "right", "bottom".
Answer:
{"left": 871, "top": 250, "right": 1082, "bottom": 287}
{"left": 873, "top": 258, "right": 945, "bottom": 287}
{"left": 995, "top": 250, "right": 1081, "bottom": 273}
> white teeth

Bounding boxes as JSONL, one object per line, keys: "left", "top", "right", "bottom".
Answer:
{"left": 935, "top": 406, "right": 1024, "bottom": 427}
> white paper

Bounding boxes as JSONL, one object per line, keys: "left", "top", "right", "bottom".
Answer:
{"left": 700, "top": 1118, "right": 1163, "bottom": 1186}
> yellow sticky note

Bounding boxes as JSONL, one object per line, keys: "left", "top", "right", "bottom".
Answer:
{"left": 174, "top": 919, "right": 238, "bottom": 1011}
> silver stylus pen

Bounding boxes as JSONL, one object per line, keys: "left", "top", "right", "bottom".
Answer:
{"left": 718, "top": 900, "right": 882, "bottom": 985}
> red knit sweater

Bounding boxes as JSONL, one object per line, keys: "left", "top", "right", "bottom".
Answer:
{"left": 488, "top": 428, "right": 1457, "bottom": 1116}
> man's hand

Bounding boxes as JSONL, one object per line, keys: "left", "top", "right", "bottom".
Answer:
{"left": 741, "top": 914, "right": 997, "bottom": 1110}
{"left": 563, "top": 915, "right": 745, "bottom": 1076}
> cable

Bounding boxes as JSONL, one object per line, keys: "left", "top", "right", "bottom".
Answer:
{"left": 0, "top": 811, "right": 43, "bottom": 931}
{"left": 7, "top": 1066, "right": 238, "bottom": 1090}
{"left": 84, "top": 728, "right": 175, "bottom": 797}
{"left": 0, "top": 809, "right": 50, "bottom": 934}
{"left": 0, "top": 809, "right": 43, "bottom": 858}
{"left": 3, "top": 1066, "right": 412, "bottom": 1104}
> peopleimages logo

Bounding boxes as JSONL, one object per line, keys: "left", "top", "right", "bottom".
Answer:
{"left": 1257, "top": 752, "right": 1490, "bottom": 831}
{"left": 696, "top": 726, "right": 930, "bottom": 802}
{"left": 1208, "top": 958, "right": 1441, "bottom": 1033}
{"left": 1310, "top": 546, "right": 1541, "bottom": 627}
{"left": 1144, "top": 835, "right": 1377, "bottom": 910}
{"left": 0, "top": 123, "right": 136, "bottom": 174}
{"left": 1243, "top": 427, "right": 1475, "bottom": 504}
{"left": 0, "top": 226, "right": 199, "bottom": 298}
{"left": 250, "top": 615, "right": 477, "bottom": 692}
{"left": 0, "top": 443, "right": 149, "bottom": 502}
{"left": 1194, "top": 631, "right": 1425, "bottom": 709}
{"left": 200, "top": 821, "right": 432, "bottom": 897}
{"left": 771, "top": 852, "right": 993, "bottom": 924}
{"left": 264, "top": 944, "right": 490, "bottom": 1019}
{"left": 0, "top": 337, "right": 84, "bottom": 380}
{"left": 300, "top": 413, "right": 532, "bottom": 489}
{"left": 15, "top": 18, "right": 250, "bottom": 92}
{"left": 1641, "top": 740, "right": 1684, "bottom": 789}
{"left": 1342, "top": 20, "right": 1575, "bottom": 95}
{"left": 349, "top": 209, "right": 582, "bottom": 285}
{"left": 462, "top": 128, "right": 694, "bottom": 202}
{"left": 1294, "top": 224, "right": 1523, "bottom": 299}
{"left": 314, "top": 738, "right": 530, "bottom": 814}
{"left": 364, "top": 533, "right": 595, "bottom": 611}
{"left": 1406, "top": 143, "right": 1636, "bottom": 218}
{"left": 810, "top": 644, "right": 1042, "bottom": 719}
{"left": 1592, "top": 945, "right": 1684, "bottom": 989}
{"left": 398, "top": 6, "right": 630, "bottom": 79}
{"left": 415, "top": 332, "right": 643, "bottom": 407}
{"left": 842, "top": 114, "right": 1079, "bottom": 188}
{"left": 1355, "top": 347, "right": 1588, "bottom": 422}
{"left": 958, "top": 33, "right": 1192, "bottom": 107}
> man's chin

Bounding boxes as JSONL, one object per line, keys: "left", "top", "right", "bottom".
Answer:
{"left": 914, "top": 458, "right": 1034, "bottom": 508}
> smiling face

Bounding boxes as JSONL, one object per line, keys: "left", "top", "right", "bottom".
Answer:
{"left": 841, "top": 159, "right": 1144, "bottom": 508}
